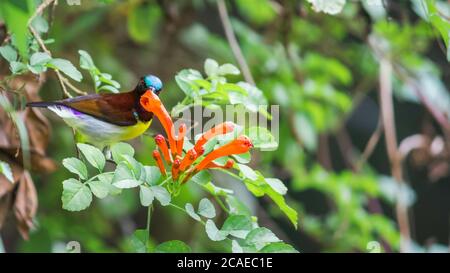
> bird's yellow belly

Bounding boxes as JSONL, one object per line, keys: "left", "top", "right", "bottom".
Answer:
{"left": 74, "top": 119, "right": 152, "bottom": 147}
{"left": 120, "top": 120, "right": 152, "bottom": 141}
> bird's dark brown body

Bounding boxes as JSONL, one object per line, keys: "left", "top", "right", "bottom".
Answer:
{"left": 56, "top": 91, "right": 154, "bottom": 126}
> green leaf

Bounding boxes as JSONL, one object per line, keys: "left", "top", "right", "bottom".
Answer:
{"left": 129, "top": 229, "right": 149, "bottom": 253}
{"left": 77, "top": 143, "right": 105, "bottom": 172}
{"left": 27, "top": 63, "right": 47, "bottom": 74}
{"left": 231, "top": 240, "right": 244, "bottom": 253}
{"left": 62, "top": 157, "right": 88, "bottom": 180}
{"left": 218, "top": 63, "right": 240, "bottom": 75}
{"left": 245, "top": 174, "right": 297, "bottom": 228}
{"left": 48, "top": 58, "right": 83, "bottom": 82}
{"left": 293, "top": 113, "right": 317, "bottom": 151}
{"left": 307, "top": 0, "right": 346, "bottom": 15}
{"left": 237, "top": 163, "right": 258, "bottom": 181}
{"left": 0, "top": 45, "right": 17, "bottom": 62}
{"left": 230, "top": 83, "right": 268, "bottom": 113}
{"left": 78, "top": 50, "right": 96, "bottom": 70}
{"left": 139, "top": 185, "right": 154, "bottom": 207}
{"left": 110, "top": 142, "right": 135, "bottom": 163}
{"left": 97, "top": 172, "right": 120, "bottom": 195}
{"left": 203, "top": 182, "right": 234, "bottom": 196}
{"left": 221, "top": 215, "right": 253, "bottom": 239}
{"left": 185, "top": 203, "right": 201, "bottom": 221}
{"left": 121, "top": 155, "right": 142, "bottom": 178}
{"left": 265, "top": 178, "right": 287, "bottom": 195}
{"left": 190, "top": 170, "right": 212, "bottom": 185}
{"left": 112, "top": 162, "right": 142, "bottom": 188}
{"left": 232, "top": 152, "right": 251, "bottom": 164}
{"left": 197, "top": 198, "right": 216, "bottom": 218}
{"left": 143, "top": 166, "right": 161, "bottom": 186}
{"left": 62, "top": 178, "right": 92, "bottom": 211}
{"left": 29, "top": 52, "right": 51, "bottom": 66}
{"left": 204, "top": 58, "right": 219, "bottom": 77}
{"left": 245, "top": 227, "right": 280, "bottom": 250}
{"left": 31, "top": 15, "right": 49, "bottom": 34}
{"left": 175, "top": 69, "right": 200, "bottom": 97}
{"left": 127, "top": 4, "right": 161, "bottom": 44}
{"left": 428, "top": 14, "right": 450, "bottom": 47}
{"left": 154, "top": 240, "right": 191, "bottom": 253}
{"left": 0, "top": 161, "right": 14, "bottom": 183}
{"left": 87, "top": 179, "right": 110, "bottom": 199}
{"left": 151, "top": 186, "right": 171, "bottom": 206}
{"left": 113, "top": 179, "right": 142, "bottom": 189}
{"left": 205, "top": 220, "right": 227, "bottom": 241}
{"left": 235, "top": 0, "right": 276, "bottom": 25}
{"left": 226, "top": 196, "right": 252, "bottom": 216}
{"left": 98, "top": 84, "right": 119, "bottom": 93}
{"left": 265, "top": 187, "right": 298, "bottom": 228}
{"left": 260, "top": 242, "right": 298, "bottom": 253}
{"left": 0, "top": 0, "right": 33, "bottom": 58}
{"left": 202, "top": 138, "right": 218, "bottom": 154}
{"left": 247, "top": 126, "right": 278, "bottom": 150}
{"left": 10, "top": 61, "right": 27, "bottom": 74}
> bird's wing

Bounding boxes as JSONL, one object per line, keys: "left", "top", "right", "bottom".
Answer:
{"left": 60, "top": 92, "right": 138, "bottom": 126}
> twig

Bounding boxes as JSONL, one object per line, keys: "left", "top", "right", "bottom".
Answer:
{"left": 355, "top": 117, "right": 384, "bottom": 172}
{"left": 217, "top": 0, "right": 255, "bottom": 85}
{"left": 28, "top": 0, "right": 86, "bottom": 98}
{"left": 393, "top": 65, "right": 450, "bottom": 144}
{"left": 336, "top": 128, "right": 357, "bottom": 170}
{"left": 29, "top": 24, "right": 72, "bottom": 98}
{"left": 61, "top": 77, "right": 87, "bottom": 95}
{"left": 379, "top": 57, "right": 411, "bottom": 252}
{"left": 317, "top": 134, "right": 332, "bottom": 170}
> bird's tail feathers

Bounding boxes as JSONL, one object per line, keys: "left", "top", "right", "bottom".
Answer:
{"left": 26, "top": 101, "right": 59, "bottom": 108}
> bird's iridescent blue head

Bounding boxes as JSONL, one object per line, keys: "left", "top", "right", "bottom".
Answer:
{"left": 137, "top": 74, "right": 163, "bottom": 95}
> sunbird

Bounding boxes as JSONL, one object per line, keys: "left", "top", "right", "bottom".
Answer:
{"left": 27, "top": 74, "right": 163, "bottom": 148}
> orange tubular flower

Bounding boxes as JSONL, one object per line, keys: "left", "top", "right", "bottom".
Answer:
{"left": 140, "top": 91, "right": 177, "bottom": 156}
{"left": 195, "top": 135, "right": 253, "bottom": 171}
{"left": 193, "top": 122, "right": 235, "bottom": 154}
{"left": 179, "top": 149, "right": 197, "bottom": 171}
{"left": 205, "top": 159, "right": 235, "bottom": 170}
{"left": 177, "top": 123, "right": 187, "bottom": 156}
{"left": 152, "top": 150, "right": 166, "bottom": 176}
{"left": 155, "top": 134, "right": 171, "bottom": 163}
{"left": 171, "top": 158, "right": 181, "bottom": 180}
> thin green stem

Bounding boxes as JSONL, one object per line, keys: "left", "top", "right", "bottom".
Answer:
{"left": 214, "top": 195, "right": 230, "bottom": 214}
{"left": 84, "top": 171, "right": 114, "bottom": 184}
{"left": 169, "top": 203, "right": 205, "bottom": 224}
{"left": 146, "top": 204, "right": 153, "bottom": 246}
{"left": 217, "top": 168, "right": 242, "bottom": 181}
{"left": 159, "top": 176, "right": 172, "bottom": 186}
{"left": 169, "top": 203, "right": 187, "bottom": 213}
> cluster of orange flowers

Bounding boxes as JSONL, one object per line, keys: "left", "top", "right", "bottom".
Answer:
{"left": 140, "top": 91, "right": 253, "bottom": 184}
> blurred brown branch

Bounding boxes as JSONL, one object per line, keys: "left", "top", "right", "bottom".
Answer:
{"left": 217, "top": 0, "right": 255, "bottom": 85}
{"left": 379, "top": 57, "right": 411, "bottom": 252}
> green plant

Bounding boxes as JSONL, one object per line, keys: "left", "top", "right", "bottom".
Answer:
{"left": 59, "top": 59, "right": 298, "bottom": 253}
